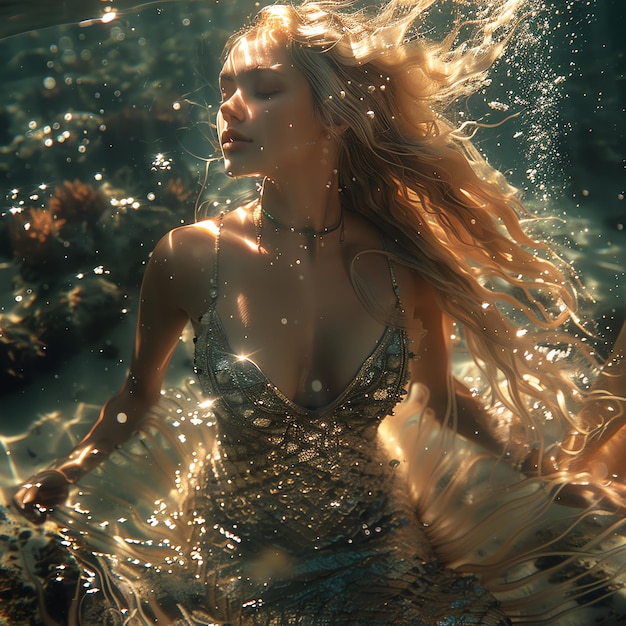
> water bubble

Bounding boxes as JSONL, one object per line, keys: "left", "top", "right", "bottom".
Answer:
{"left": 43, "top": 76, "right": 57, "bottom": 90}
{"left": 365, "top": 110, "right": 375, "bottom": 119}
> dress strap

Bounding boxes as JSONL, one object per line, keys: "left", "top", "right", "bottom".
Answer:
{"left": 208, "top": 214, "right": 225, "bottom": 310}
{"left": 386, "top": 258, "right": 405, "bottom": 315}
{"left": 380, "top": 236, "right": 406, "bottom": 315}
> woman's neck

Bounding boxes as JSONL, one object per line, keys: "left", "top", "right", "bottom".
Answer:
{"left": 260, "top": 171, "right": 342, "bottom": 233}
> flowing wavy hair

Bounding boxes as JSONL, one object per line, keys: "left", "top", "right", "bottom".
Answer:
{"left": 220, "top": 1, "right": 609, "bottom": 464}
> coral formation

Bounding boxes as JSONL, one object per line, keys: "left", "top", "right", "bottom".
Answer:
{"left": 6, "top": 179, "right": 109, "bottom": 280}
{"left": 7, "top": 207, "right": 65, "bottom": 278}
{"left": 0, "top": 176, "right": 182, "bottom": 392}
{"left": 0, "top": 318, "right": 46, "bottom": 390}
{"left": 48, "top": 179, "right": 108, "bottom": 225}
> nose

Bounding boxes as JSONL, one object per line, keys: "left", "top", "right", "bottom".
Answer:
{"left": 219, "top": 89, "right": 245, "bottom": 123}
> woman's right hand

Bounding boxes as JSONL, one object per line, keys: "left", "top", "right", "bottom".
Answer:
{"left": 12, "top": 470, "right": 70, "bottom": 524}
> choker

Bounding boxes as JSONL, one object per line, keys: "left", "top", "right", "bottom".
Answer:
{"left": 254, "top": 203, "right": 345, "bottom": 252}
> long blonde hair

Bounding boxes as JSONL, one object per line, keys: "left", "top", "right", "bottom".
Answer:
{"left": 222, "top": 1, "right": 604, "bottom": 462}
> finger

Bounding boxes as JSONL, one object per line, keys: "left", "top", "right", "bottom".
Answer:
{"left": 12, "top": 497, "right": 47, "bottom": 524}
{"left": 12, "top": 486, "right": 50, "bottom": 523}
{"left": 19, "top": 484, "right": 39, "bottom": 506}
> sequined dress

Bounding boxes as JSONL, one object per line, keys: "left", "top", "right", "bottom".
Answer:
{"left": 169, "top": 227, "right": 511, "bottom": 625}
{"left": 7, "top": 228, "right": 626, "bottom": 625}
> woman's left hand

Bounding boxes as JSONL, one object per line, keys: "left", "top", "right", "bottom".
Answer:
{"left": 12, "top": 470, "right": 70, "bottom": 524}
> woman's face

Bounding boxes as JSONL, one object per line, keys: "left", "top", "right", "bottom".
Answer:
{"left": 217, "top": 32, "right": 331, "bottom": 180}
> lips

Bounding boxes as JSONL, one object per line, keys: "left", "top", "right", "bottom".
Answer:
{"left": 221, "top": 129, "right": 252, "bottom": 147}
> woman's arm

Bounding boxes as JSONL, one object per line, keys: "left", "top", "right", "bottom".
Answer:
{"left": 13, "top": 229, "right": 192, "bottom": 523}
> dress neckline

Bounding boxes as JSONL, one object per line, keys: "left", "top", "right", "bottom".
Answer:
{"left": 199, "top": 306, "right": 401, "bottom": 417}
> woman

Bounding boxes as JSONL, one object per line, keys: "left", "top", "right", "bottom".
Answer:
{"left": 11, "top": 1, "right": 626, "bottom": 624}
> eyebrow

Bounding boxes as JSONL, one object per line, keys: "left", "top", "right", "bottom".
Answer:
{"left": 219, "top": 64, "right": 286, "bottom": 83}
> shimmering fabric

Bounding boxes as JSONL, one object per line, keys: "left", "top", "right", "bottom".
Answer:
{"left": 9, "top": 256, "right": 626, "bottom": 625}
{"left": 172, "top": 230, "right": 510, "bottom": 624}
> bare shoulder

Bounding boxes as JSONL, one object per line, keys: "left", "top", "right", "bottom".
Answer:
{"left": 145, "top": 210, "right": 253, "bottom": 320}
{"left": 153, "top": 220, "right": 217, "bottom": 263}
{"left": 150, "top": 213, "right": 241, "bottom": 267}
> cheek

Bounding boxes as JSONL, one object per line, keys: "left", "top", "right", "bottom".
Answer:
{"left": 280, "top": 110, "right": 322, "bottom": 142}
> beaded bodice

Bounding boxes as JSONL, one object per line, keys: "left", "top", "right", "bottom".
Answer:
{"left": 190, "top": 223, "right": 412, "bottom": 551}
{"left": 193, "top": 306, "right": 410, "bottom": 450}
{"left": 192, "top": 304, "right": 411, "bottom": 547}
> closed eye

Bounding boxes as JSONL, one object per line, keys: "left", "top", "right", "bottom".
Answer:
{"left": 255, "top": 90, "right": 279, "bottom": 99}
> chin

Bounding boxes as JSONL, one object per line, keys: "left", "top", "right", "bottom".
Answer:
{"left": 224, "top": 168, "right": 260, "bottom": 179}
{"left": 223, "top": 161, "right": 264, "bottom": 180}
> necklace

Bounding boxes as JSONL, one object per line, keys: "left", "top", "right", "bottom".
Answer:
{"left": 262, "top": 207, "right": 344, "bottom": 237}
{"left": 253, "top": 202, "right": 345, "bottom": 252}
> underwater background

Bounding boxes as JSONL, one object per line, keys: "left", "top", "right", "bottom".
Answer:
{"left": 0, "top": 0, "right": 623, "bottom": 489}
{"left": 0, "top": 0, "right": 623, "bottom": 623}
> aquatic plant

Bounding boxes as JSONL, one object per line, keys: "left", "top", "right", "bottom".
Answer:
{"left": 0, "top": 316, "right": 46, "bottom": 391}
{"left": 48, "top": 179, "right": 108, "bottom": 225}
{"left": 0, "top": 174, "right": 180, "bottom": 393}
{"left": 7, "top": 207, "right": 66, "bottom": 279}
{"left": 6, "top": 180, "right": 111, "bottom": 281}
{"left": 158, "top": 175, "right": 194, "bottom": 211}
{"left": 95, "top": 202, "right": 180, "bottom": 287}
{"left": 28, "top": 275, "right": 125, "bottom": 358}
